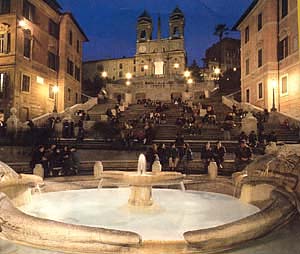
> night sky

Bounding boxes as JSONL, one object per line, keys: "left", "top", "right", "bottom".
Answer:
{"left": 59, "top": 0, "right": 253, "bottom": 65}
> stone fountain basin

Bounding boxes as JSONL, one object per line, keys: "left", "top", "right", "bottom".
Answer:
{"left": 0, "top": 172, "right": 298, "bottom": 254}
{"left": 99, "top": 171, "right": 184, "bottom": 186}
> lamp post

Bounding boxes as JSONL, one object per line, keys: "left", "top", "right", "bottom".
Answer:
{"left": 186, "top": 78, "right": 193, "bottom": 92}
{"left": 52, "top": 85, "right": 59, "bottom": 113}
{"left": 271, "top": 80, "right": 277, "bottom": 112}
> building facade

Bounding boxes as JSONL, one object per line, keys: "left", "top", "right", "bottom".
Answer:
{"left": 203, "top": 38, "right": 241, "bottom": 80}
{"left": 83, "top": 7, "right": 188, "bottom": 101}
{"left": 0, "top": 0, "right": 88, "bottom": 122}
{"left": 235, "top": 0, "right": 300, "bottom": 119}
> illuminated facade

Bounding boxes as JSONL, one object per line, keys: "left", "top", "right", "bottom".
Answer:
{"left": 0, "top": 0, "right": 88, "bottom": 121}
{"left": 83, "top": 7, "right": 186, "bottom": 86}
{"left": 235, "top": 0, "right": 300, "bottom": 119}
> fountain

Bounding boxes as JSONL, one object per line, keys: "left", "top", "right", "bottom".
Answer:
{"left": 98, "top": 153, "right": 184, "bottom": 206}
{"left": 0, "top": 145, "right": 299, "bottom": 254}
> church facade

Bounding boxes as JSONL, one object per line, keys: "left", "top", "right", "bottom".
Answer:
{"left": 83, "top": 7, "right": 212, "bottom": 102}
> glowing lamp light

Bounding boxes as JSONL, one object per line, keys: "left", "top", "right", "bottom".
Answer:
{"left": 125, "top": 72, "right": 132, "bottom": 79}
{"left": 187, "top": 78, "right": 193, "bottom": 85}
{"left": 126, "top": 80, "right": 131, "bottom": 86}
{"left": 36, "top": 76, "right": 44, "bottom": 85}
{"left": 52, "top": 85, "right": 59, "bottom": 94}
{"left": 174, "top": 63, "right": 179, "bottom": 69}
{"left": 143, "top": 65, "right": 149, "bottom": 70}
{"left": 101, "top": 71, "right": 108, "bottom": 78}
{"left": 233, "top": 67, "right": 237, "bottom": 72}
{"left": 184, "top": 70, "right": 191, "bottom": 78}
{"left": 214, "top": 67, "right": 221, "bottom": 75}
{"left": 18, "top": 20, "right": 26, "bottom": 28}
{"left": 271, "top": 79, "right": 277, "bottom": 88}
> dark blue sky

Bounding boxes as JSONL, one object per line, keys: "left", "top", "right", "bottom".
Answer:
{"left": 59, "top": 0, "right": 253, "bottom": 65}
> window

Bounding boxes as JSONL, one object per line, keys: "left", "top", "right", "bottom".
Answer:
{"left": 49, "top": 19, "right": 59, "bottom": 39}
{"left": 245, "top": 26, "right": 249, "bottom": 43}
{"left": 258, "top": 49, "right": 262, "bottom": 67}
{"left": 140, "top": 30, "right": 146, "bottom": 40}
{"left": 0, "top": 72, "right": 8, "bottom": 99}
{"left": 119, "top": 63, "right": 123, "bottom": 69}
{"left": 48, "top": 51, "right": 59, "bottom": 71}
{"left": 21, "top": 74, "right": 30, "bottom": 92}
{"left": 246, "top": 89, "right": 250, "bottom": 103}
{"left": 281, "top": 76, "right": 288, "bottom": 95}
{"left": 0, "top": 0, "right": 10, "bottom": 14}
{"left": 67, "top": 88, "right": 71, "bottom": 101}
{"left": 23, "top": 0, "right": 35, "bottom": 22}
{"left": 245, "top": 58, "right": 250, "bottom": 75}
{"left": 49, "top": 84, "right": 54, "bottom": 99}
{"left": 23, "top": 37, "right": 31, "bottom": 58}
{"left": 75, "top": 66, "right": 80, "bottom": 81}
{"left": 69, "top": 30, "right": 72, "bottom": 45}
{"left": 258, "top": 82, "right": 263, "bottom": 99}
{"left": 134, "top": 66, "right": 136, "bottom": 72}
{"left": 76, "top": 40, "right": 80, "bottom": 53}
{"left": 0, "top": 32, "right": 10, "bottom": 54}
{"left": 282, "top": 0, "right": 288, "bottom": 18}
{"left": 67, "top": 59, "right": 74, "bottom": 76}
{"left": 278, "top": 37, "right": 288, "bottom": 60}
{"left": 258, "top": 13, "right": 262, "bottom": 31}
{"left": 118, "top": 71, "right": 123, "bottom": 78}
{"left": 75, "top": 92, "right": 78, "bottom": 104}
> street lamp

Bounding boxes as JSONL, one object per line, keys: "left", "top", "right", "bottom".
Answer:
{"left": 101, "top": 71, "right": 108, "bottom": 78}
{"left": 187, "top": 78, "right": 193, "bottom": 85}
{"left": 52, "top": 85, "right": 59, "bottom": 113}
{"left": 18, "top": 19, "right": 26, "bottom": 28}
{"left": 184, "top": 70, "right": 191, "bottom": 79}
{"left": 174, "top": 63, "right": 179, "bottom": 69}
{"left": 271, "top": 79, "right": 277, "bottom": 112}
{"left": 125, "top": 72, "right": 132, "bottom": 80}
{"left": 214, "top": 67, "right": 221, "bottom": 76}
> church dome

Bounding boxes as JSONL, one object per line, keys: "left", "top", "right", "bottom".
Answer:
{"left": 138, "top": 10, "right": 152, "bottom": 23}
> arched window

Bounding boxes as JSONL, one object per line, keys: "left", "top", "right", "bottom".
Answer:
{"left": 173, "top": 27, "right": 180, "bottom": 38}
{"left": 140, "top": 30, "right": 146, "bottom": 40}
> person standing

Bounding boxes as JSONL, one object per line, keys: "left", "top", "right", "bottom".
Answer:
{"left": 70, "top": 146, "right": 80, "bottom": 175}
{"left": 168, "top": 143, "right": 179, "bottom": 171}
{"left": 158, "top": 143, "right": 168, "bottom": 170}
{"left": 181, "top": 143, "right": 193, "bottom": 174}
{"left": 200, "top": 142, "right": 213, "bottom": 174}
{"left": 213, "top": 141, "right": 226, "bottom": 169}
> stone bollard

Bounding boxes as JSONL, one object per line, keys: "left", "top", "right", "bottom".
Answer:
{"left": 208, "top": 162, "right": 218, "bottom": 180}
{"left": 33, "top": 164, "right": 44, "bottom": 179}
{"left": 152, "top": 160, "right": 162, "bottom": 174}
{"left": 94, "top": 161, "right": 103, "bottom": 178}
{"left": 241, "top": 112, "right": 257, "bottom": 135}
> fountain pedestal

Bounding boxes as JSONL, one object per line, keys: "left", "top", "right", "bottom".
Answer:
{"left": 129, "top": 186, "right": 153, "bottom": 206}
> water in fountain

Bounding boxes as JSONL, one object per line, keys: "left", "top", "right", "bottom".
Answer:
{"left": 180, "top": 181, "right": 186, "bottom": 192}
{"left": 137, "top": 154, "right": 147, "bottom": 175}
{"left": 97, "top": 179, "right": 104, "bottom": 189}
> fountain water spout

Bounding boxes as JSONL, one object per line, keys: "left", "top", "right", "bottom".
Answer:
{"left": 137, "top": 154, "right": 147, "bottom": 175}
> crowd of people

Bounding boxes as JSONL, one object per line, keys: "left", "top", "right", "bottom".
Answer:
{"left": 30, "top": 144, "right": 80, "bottom": 177}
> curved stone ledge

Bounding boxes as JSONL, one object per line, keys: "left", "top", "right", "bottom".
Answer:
{"left": 183, "top": 190, "right": 297, "bottom": 252}
{"left": 0, "top": 192, "right": 142, "bottom": 253}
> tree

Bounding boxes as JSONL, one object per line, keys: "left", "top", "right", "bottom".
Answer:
{"left": 189, "top": 60, "right": 204, "bottom": 82}
{"left": 214, "top": 24, "right": 228, "bottom": 42}
{"left": 214, "top": 24, "right": 229, "bottom": 68}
